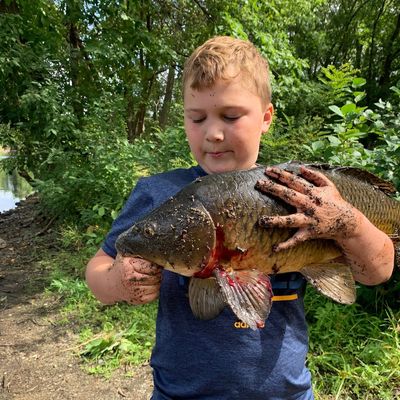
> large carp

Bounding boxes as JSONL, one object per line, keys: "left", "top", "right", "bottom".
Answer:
{"left": 116, "top": 162, "right": 400, "bottom": 329}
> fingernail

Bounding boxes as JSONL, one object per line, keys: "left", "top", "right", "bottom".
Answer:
{"left": 271, "top": 244, "right": 280, "bottom": 253}
{"left": 259, "top": 216, "right": 271, "bottom": 227}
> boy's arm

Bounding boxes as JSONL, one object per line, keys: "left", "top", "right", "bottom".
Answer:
{"left": 86, "top": 249, "right": 162, "bottom": 305}
{"left": 257, "top": 166, "right": 394, "bottom": 285}
{"left": 334, "top": 215, "right": 394, "bottom": 285}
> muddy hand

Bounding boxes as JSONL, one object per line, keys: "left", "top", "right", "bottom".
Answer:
{"left": 113, "top": 254, "right": 162, "bottom": 305}
{"left": 256, "top": 166, "right": 362, "bottom": 252}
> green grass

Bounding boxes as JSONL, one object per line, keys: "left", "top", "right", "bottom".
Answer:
{"left": 41, "top": 234, "right": 157, "bottom": 376}
{"left": 305, "top": 286, "right": 400, "bottom": 400}
{"left": 40, "top": 226, "right": 400, "bottom": 394}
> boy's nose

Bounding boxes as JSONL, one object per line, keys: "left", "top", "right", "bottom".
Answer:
{"left": 204, "top": 124, "right": 224, "bottom": 142}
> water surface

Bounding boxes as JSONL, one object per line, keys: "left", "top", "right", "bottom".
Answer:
{"left": 0, "top": 156, "right": 33, "bottom": 213}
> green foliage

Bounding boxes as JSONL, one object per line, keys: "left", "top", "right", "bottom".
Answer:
{"left": 217, "top": 0, "right": 308, "bottom": 112}
{"left": 258, "top": 116, "right": 323, "bottom": 165}
{"left": 305, "top": 84, "right": 400, "bottom": 189}
{"left": 79, "top": 306, "right": 157, "bottom": 376}
{"left": 34, "top": 134, "right": 143, "bottom": 227}
{"left": 260, "top": 65, "right": 365, "bottom": 165}
{"left": 132, "top": 126, "right": 195, "bottom": 175}
{"left": 319, "top": 64, "right": 365, "bottom": 102}
{"left": 0, "top": 3, "right": 77, "bottom": 175}
{"left": 306, "top": 290, "right": 400, "bottom": 399}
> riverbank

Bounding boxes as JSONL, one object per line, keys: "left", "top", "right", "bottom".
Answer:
{"left": 0, "top": 196, "right": 152, "bottom": 400}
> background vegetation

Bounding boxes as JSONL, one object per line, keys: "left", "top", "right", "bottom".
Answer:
{"left": 1, "top": 0, "right": 399, "bottom": 398}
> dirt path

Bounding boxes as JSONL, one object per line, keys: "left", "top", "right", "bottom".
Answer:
{"left": 0, "top": 197, "right": 153, "bottom": 400}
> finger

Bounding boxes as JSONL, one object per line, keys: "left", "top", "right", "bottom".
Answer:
{"left": 264, "top": 167, "right": 315, "bottom": 194}
{"left": 256, "top": 178, "right": 310, "bottom": 209}
{"left": 273, "top": 230, "right": 312, "bottom": 252}
{"left": 299, "top": 166, "right": 335, "bottom": 188}
{"left": 259, "top": 213, "right": 311, "bottom": 229}
{"left": 125, "top": 258, "right": 162, "bottom": 276}
{"left": 127, "top": 271, "right": 162, "bottom": 286}
{"left": 126, "top": 286, "right": 160, "bottom": 305}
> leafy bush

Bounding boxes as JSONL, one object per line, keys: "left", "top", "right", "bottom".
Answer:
{"left": 304, "top": 80, "right": 400, "bottom": 311}
{"left": 259, "top": 65, "right": 364, "bottom": 167}
{"left": 34, "top": 135, "right": 143, "bottom": 227}
{"left": 132, "top": 126, "right": 195, "bottom": 174}
{"left": 304, "top": 84, "right": 400, "bottom": 189}
{"left": 259, "top": 115, "right": 323, "bottom": 165}
{"left": 306, "top": 290, "right": 400, "bottom": 399}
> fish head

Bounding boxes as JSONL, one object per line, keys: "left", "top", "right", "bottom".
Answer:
{"left": 115, "top": 197, "right": 216, "bottom": 276}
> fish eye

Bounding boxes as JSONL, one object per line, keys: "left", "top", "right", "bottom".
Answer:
{"left": 143, "top": 222, "right": 157, "bottom": 238}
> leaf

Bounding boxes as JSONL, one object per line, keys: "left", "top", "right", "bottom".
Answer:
{"left": 390, "top": 86, "right": 400, "bottom": 96}
{"left": 329, "top": 105, "right": 344, "bottom": 117}
{"left": 111, "top": 210, "right": 119, "bottom": 220}
{"left": 354, "top": 92, "right": 366, "bottom": 103}
{"left": 311, "top": 140, "right": 324, "bottom": 151}
{"left": 327, "top": 136, "right": 341, "bottom": 146}
{"left": 352, "top": 78, "right": 366, "bottom": 88}
{"left": 341, "top": 102, "right": 357, "bottom": 115}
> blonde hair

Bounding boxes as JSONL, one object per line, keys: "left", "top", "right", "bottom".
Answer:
{"left": 183, "top": 36, "right": 272, "bottom": 107}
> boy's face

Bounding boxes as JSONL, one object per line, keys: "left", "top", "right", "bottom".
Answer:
{"left": 184, "top": 75, "right": 273, "bottom": 174}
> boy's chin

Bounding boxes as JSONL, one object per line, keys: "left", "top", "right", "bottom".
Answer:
{"left": 200, "top": 162, "right": 256, "bottom": 175}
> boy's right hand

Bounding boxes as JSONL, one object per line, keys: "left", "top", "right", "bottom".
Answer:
{"left": 112, "top": 254, "right": 162, "bottom": 305}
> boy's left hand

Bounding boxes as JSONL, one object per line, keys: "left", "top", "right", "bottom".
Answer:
{"left": 256, "top": 166, "right": 363, "bottom": 252}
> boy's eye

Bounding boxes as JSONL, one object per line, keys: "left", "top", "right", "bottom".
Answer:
{"left": 223, "top": 115, "right": 240, "bottom": 122}
{"left": 192, "top": 117, "right": 206, "bottom": 123}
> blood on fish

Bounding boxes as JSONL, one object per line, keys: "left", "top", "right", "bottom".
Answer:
{"left": 194, "top": 226, "right": 248, "bottom": 279}
{"left": 218, "top": 269, "right": 236, "bottom": 286}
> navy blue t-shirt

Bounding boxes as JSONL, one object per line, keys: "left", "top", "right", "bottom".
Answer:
{"left": 102, "top": 165, "right": 313, "bottom": 400}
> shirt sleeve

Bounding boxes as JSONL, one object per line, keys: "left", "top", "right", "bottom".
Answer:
{"left": 102, "top": 178, "right": 155, "bottom": 258}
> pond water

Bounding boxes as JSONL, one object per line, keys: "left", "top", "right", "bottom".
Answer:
{"left": 0, "top": 156, "right": 33, "bottom": 213}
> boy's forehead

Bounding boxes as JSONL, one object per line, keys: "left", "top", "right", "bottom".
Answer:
{"left": 184, "top": 75, "right": 260, "bottom": 104}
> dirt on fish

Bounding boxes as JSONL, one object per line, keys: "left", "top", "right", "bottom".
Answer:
{"left": 0, "top": 196, "right": 153, "bottom": 400}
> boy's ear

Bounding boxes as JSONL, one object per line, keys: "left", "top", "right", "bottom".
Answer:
{"left": 262, "top": 103, "right": 274, "bottom": 134}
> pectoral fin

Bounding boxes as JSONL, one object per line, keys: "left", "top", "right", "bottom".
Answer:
{"left": 301, "top": 263, "right": 356, "bottom": 304}
{"left": 213, "top": 269, "right": 273, "bottom": 330}
{"left": 189, "top": 277, "right": 226, "bottom": 320}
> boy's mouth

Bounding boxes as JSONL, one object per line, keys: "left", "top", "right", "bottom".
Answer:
{"left": 207, "top": 151, "right": 231, "bottom": 158}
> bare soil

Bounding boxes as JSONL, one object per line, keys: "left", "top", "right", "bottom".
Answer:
{"left": 0, "top": 196, "right": 153, "bottom": 400}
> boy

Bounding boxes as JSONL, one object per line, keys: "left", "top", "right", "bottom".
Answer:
{"left": 86, "top": 36, "right": 394, "bottom": 399}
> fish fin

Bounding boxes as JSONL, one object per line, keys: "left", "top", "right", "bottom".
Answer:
{"left": 301, "top": 263, "right": 356, "bottom": 304}
{"left": 283, "top": 162, "right": 397, "bottom": 196}
{"left": 303, "top": 163, "right": 397, "bottom": 195}
{"left": 333, "top": 166, "right": 397, "bottom": 195}
{"left": 188, "top": 277, "right": 226, "bottom": 320}
{"left": 213, "top": 269, "right": 273, "bottom": 330}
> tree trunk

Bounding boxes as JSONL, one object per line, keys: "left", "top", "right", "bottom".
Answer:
{"left": 127, "top": 75, "right": 155, "bottom": 142}
{"left": 378, "top": 12, "right": 400, "bottom": 97}
{"left": 126, "top": 92, "right": 135, "bottom": 142}
{"left": 159, "top": 66, "right": 176, "bottom": 129}
{"left": 367, "top": 0, "right": 386, "bottom": 82}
